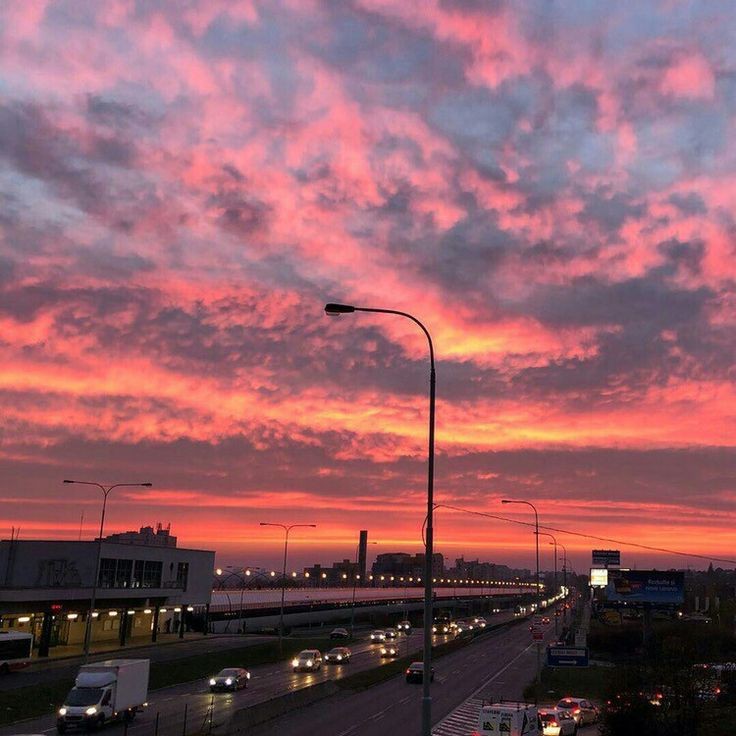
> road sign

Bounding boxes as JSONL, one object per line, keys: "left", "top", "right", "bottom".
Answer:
{"left": 547, "top": 645, "right": 589, "bottom": 667}
{"left": 592, "top": 549, "right": 620, "bottom": 567}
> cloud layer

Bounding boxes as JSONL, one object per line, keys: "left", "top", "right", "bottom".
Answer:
{"left": 2, "top": 0, "right": 736, "bottom": 569}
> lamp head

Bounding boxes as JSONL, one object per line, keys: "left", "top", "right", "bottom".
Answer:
{"left": 324, "top": 303, "right": 356, "bottom": 315}
{"left": 501, "top": 499, "right": 511, "bottom": 504}
{"left": 141, "top": 482, "right": 153, "bottom": 487}
{"left": 63, "top": 480, "right": 74, "bottom": 484}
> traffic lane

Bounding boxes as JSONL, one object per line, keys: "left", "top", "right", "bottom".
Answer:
{"left": 0, "top": 630, "right": 428, "bottom": 736}
{"left": 0, "top": 635, "right": 273, "bottom": 691}
{"left": 244, "top": 619, "right": 540, "bottom": 736}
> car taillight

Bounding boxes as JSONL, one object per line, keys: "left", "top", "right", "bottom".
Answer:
{"left": 573, "top": 708, "right": 581, "bottom": 714}
{"left": 549, "top": 721, "right": 557, "bottom": 727}
{"left": 406, "top": 669, "right": 411, "bottom": 674}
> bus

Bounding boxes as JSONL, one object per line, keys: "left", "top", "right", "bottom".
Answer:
{"left": 0, "top": 631, "right": 33, "bottom": 672}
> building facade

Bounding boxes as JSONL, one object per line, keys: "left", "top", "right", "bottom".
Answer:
{"left": 0, "top": 527, "right": 215, "bottom": 655}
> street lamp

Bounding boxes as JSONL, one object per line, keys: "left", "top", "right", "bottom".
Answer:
{"left": 537, "top": 533, "right": 558, "bottom": 637}
{"left": 63, "top": 479, "right": 152, "bottom": 661}
{"left": 259, "top": 522, "right": 316, "bottom": 651}
{"left": 350, "top": 540, "right": 377, "bottom": 638}
{"left": 558, "top": 543, "right": 568, "bottom": 623}
{"left": 325, "top": 301, "right": 436, "bottom": 736}
{"left": 501, "top": 498, "right": 541, "bottom": 701}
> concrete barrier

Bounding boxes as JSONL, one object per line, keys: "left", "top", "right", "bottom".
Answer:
{"left": 222, "top": 680, "right": 341, "bottom": 734}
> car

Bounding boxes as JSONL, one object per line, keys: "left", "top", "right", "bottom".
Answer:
{"left": 208, "top": 667, "right": 250, "bottom": 691}
{"left": 405, "top": 661, "right": 434, "bottom": 683}
{"left": 384, "top": 628, "right": 398, "bottom": 639}
{"left": 432, "top": 622, "right": 450, "bottom": 634}
{"left": 455, "top": 619, "right": 474, "bottom": 633}
{"left": 380, "top": 644, "right": 399, "bottom": 658}
{"left": 397, "top": 620, "right": 412, "bottom": 632}
{"left": 539, "top": 707, "right": 576, "bottom": 735}
{"left": 330, "top": 627, "right": 349, "bottom": 639}
{"left": 324, "top": 647, "right": 351, "bottom": 664}
{"left": 556, "top": 697, "right": 599, "bottom": 725}
{"left": 292, "top": 649, "right": 322, "bottom": 672}
{"left": 370, "top": 629, "right": 386, "bottom": 642}
{"left": 542, "top": 616, "right": 551, "bottom": 625}
{"left": 475, "top": 617, "right": 487, "bottom": 628}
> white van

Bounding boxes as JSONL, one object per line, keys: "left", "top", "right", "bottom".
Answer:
{"left": 477, "top": 701, "right": 540, "bottom": 736}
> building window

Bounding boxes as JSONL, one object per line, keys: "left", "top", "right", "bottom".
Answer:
{"left": 132, "top": 560, "right": 144, "bottom": 588}
{"left": 98, "top": 558, "right": 117, "bottom": 588}
{"left": 115, "top": 559, "right": 133, "bottom": 588}
{"left": 176, "top": 562, "right": 189, "bottom": 591}
{"left": 142, "top": 561, "right": 162, "bottom": 588}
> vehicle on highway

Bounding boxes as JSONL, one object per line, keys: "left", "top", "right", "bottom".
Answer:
{"left": 405, "top": 661, "right": 434, "bottom": 683}
{"left": 330, "top": 627, "right": 349, "bottom": 639}
{"left": 208, "top": 667, "right": 250, "bottom": 691}
{"left": 432, "top": 621, "right": 450, "bottom": 634}
{"left": 477, "top": 701, "right": 540, "bottom": 736}
{"left": 292, "top": 649, "right": 322, "bottom": 672}
{"left": 384, "top": 627, "right": 398, "bottom": 639}
{"left": 542, "top": 616, "right": 551, "bottom": 625}
{"left": 57, "top": 659, "right": 149, "bottom": 733}
{"left": 380, "top": 644, "right": 399, "bottom": 658}
{"left": 556, "top": 697, "right": 599, "bottom": 726}
{"left": 0, "top": 632, "right": 33, "bottom": 673}
{"left": 539, "top": 707, "right": 576, "bottom": 735}
{"left": 370, "top": 629, "right": 386, "bottom": 642}
{"left": 474, "top": 617, "right": 487, "bottom": 628}
{"left": 397, "top": 620, "right": 412, "bottom": 632}
{"left": 324, "top": 647, "right": 351, "bottom": 664}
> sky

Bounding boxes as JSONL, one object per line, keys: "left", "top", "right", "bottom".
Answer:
{"left": 2, "top": 0, "right": 736, "bottom": 573}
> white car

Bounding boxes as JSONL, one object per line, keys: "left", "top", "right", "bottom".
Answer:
{"left": 539, "top": 707, "right": 576, "bottom": 735}
{"left": 291, "top": 649, "right": 322, "bottom": 672}
{"left": 370, "top": 629, "right": 386, "bottom": 642}
{"left": 556, "top": 697, "right": 599, "bottom": 725}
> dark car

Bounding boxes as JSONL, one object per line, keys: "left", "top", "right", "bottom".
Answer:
{"left": 405, "top": 661, "right": 434, "bottom": 683}
{"left": 209, "top": 667, "right": 250, "bottom": 691}
{"left": 380, "top": 644, "right": 399, "bottom": 658}
{"left": 330, "top": 628, "right": 349, "bottom": 639}
{"left": 324, "top": 647, "right": 351, "bottom": 664}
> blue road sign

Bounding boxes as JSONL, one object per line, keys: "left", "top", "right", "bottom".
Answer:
{"left": 547, "top": 645, "right": 589, "bottom": 667}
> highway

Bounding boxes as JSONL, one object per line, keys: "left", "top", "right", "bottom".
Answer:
{"left": 243, "top": 616, "right": 551, "bottom": 736}
{"left": 0, "top": 625, "right": 436, "bottom": 736}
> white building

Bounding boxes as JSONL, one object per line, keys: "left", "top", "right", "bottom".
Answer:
{"left": 0, "top": 527, "right": 215, "bottom": 656}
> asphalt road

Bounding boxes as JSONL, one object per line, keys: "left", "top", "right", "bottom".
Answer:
{"left": 0, "top": 626, "right": 436, "bottom": 736}
{"left": 244, "top": 616, "right": 547, "bottom": 736}
{"left": 0, "top": 635, "right": 272, "bottom": 692}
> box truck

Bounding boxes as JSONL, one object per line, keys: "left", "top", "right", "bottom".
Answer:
{"left": 0, "top": 631, "right": 33, "bottom": 672}
{"left": 57, "top": 659, "right": 149, "bottom": 732}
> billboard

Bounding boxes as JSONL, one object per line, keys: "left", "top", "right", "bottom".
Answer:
{"left": 590, "top": 568, "right": 608, "bottom": 587}
{"left": 605, "top": 570, "right": 684, "bottom": 605}
{"left": 548, "top": 645, "right": 589, "bottom": 667}
{"left": 592, "top": 549, "right": 621, "bottom": 567}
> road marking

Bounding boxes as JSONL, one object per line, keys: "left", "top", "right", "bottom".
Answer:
{"left": 432, "top": 639, "right": 537, "bottom": 735}
{"left": 336, "top": 726, "right": 358, "bottom": 736}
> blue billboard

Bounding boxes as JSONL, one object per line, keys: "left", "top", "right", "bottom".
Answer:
{"left": 605, "top": 570, "right": 684, "bottom": 605}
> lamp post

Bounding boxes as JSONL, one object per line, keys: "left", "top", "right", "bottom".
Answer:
{"left": 537, "top": 533, "right": 558, "bottom": 638}
{"left": 63, "top": 479, "right": 152, "bottom": 661}
{"left": 350, "top": 541, "right": 377, "bottom": 638}
{"left": 259, "top": 523, "right": 316, "bottom": 651}
{"left": 558, "top": 543, "right": 568, "bottom": 624}
{"left": 325, "top": 302, "right": 436, "bottom": 736}
{"left": 501, "top": 498, "right": 540, "bottom": 702}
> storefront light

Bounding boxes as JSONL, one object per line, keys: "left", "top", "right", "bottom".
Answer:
{"left": 18, "top": 616, "right": 31, "bottom": 623}
{"left": 67, "top": 613, "right": 79, "bottom": 620}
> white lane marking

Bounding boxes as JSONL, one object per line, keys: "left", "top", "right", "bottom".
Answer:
{"left": 336, "top": 726, "right": 359, "bottom": 736}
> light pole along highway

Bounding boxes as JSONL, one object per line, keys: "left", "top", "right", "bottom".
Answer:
{"left": 259, "top": 522, "right": 316, "bottom": 652}
{"left": 537, "top": 531, "right": 559, "bottom": 637}
{"left": 325, "top": 302, "right": 436, "bottom": 736}
{"left": 501, "top": 497, "right": 541, "bottom": 701}
{"left": 63, "top": 479, "right": 152, "bottom": 661}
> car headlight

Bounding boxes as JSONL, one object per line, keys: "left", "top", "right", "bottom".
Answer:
{"left": 306, "top": 659, "right": 313, "bottom": 667}
{"left": 85, "top": 707, "right": 98, "bottom": 716}
{"left": 246, "top": 672, "right": 251, "bottom": 679}
{"left": 225, "top": 678, "right": 233, "bottom": 685}
{"left": 381, "top": 648, "right": 387, "bottom": 654}
{"left": 337, "top": 655, "right": 342, "bottom": 660}
{"left": 209, "top": 678, "right": 216, "bottom": 686}
{"left": 59, "top": 708, "right": 68, "bottom": 716}
{"left": 292, "top": 659, "right": 299, "bottom": 667}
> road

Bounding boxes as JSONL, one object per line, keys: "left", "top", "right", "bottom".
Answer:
{"left": 244, "top": 616, "right": 548, "bottom": 736}
{"left": 0, "top": 635, "right": 273, "bottom": 692}
{"left": 0, "top": 624, "right": 438, "bottom": 736}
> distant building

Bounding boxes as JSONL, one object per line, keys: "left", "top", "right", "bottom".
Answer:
{"left": 303, "top": 559, "right": 359, "bottom": 587}
{"left": 371, "top": 552, "right": 444, "bottom": 581}
{"left": 0, "top": 528, "right": 214, "bottom": 656}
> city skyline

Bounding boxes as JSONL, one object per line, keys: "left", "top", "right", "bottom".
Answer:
{"left": 2, "top": 2, "right": 736, "bottom": 572}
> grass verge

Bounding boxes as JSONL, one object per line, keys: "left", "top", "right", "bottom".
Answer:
{"left": 0, "top": 636, "right": 330, "bottom": 727}
{"left": 523, "top": 664, "right": 614, "bottom": 704}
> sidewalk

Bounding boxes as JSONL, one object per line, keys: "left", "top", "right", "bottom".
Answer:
{"left": 35, "top": 631, "right": 209, "bottom": 662}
